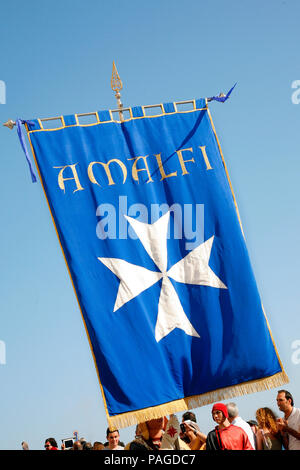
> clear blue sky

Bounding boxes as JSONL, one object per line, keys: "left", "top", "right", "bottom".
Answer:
{"left": 1, "top": 0, "right": 300, "bottom": 450}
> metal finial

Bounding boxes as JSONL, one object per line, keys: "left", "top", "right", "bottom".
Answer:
{"left": 111, "top": 61, "right": 124, "bottom": 122}
{"left": 111, "top": 61, "right": 123, "bottom": 93}
{"left": 3, "top": 119, "right": 16, "bottom": 129}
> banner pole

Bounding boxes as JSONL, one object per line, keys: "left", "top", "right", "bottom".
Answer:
{"left": 2, "top": 90, "right": 228, "bottom": 129}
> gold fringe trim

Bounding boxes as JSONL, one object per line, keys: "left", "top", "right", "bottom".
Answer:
{"left": 107, "top": 370, "right": 289, "bottom": 430}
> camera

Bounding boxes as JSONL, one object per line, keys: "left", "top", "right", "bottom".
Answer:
{"left": 180, "top": 420, "right": 198, "bottom": 444}
{"left": 180, "top": 423, "right": 186, "bottom": 433}
{"left": 62, "top": 438, "right": 75, "bottom": 449}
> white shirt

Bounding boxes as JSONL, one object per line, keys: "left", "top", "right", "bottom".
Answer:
{"left": 287, "top": 407, "right": 300, "bottom": 450}
{"left": 232, "top": 416, "right": 256, "bottom": 450}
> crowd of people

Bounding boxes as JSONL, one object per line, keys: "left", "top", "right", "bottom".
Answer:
{"left": 21, "top": 389, "right": 300, "bottom": 451}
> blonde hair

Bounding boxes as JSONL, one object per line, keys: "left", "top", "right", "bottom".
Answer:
{"left": 256, "top": 407, "right": 279, "bottom": 435}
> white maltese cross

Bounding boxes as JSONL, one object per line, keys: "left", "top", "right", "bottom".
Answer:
{"left": 98, "top": 211, "right": 227, "bottom": 342}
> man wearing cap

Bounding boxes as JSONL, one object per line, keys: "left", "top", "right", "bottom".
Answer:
{"left": 206, "top": 403, "right": 253, "bottom": 450}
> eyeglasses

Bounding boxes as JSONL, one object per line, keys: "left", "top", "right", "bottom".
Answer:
{"left": 44, "top": 444, "right": 50, "bottom": 448}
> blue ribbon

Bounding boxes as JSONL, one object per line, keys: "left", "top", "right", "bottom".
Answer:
{"left": 209, "top": 83, "right": 237, "bottom": 103}
{"left": 15, "top": 119, "right": 37, "bottom": 183}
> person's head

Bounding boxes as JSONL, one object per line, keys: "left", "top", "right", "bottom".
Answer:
{"left": 276, "top": 390, "right": 294, "bottom": 413}
{"left": 135, "top": 423, "right": 142, "bottom": 437}
{"left": 133, "top": 422, "right": 150, "bottom": 440}
{"left": 44, "top": 437, "right": 58, "bottom": 450}
{"left": 73, "top": 440, "right": 83, "bottom": 450}
{"left": 93, "top": 441, "right": 104, "bottom": 450}
{"left": 211, "top": 403, "right": 229, "bottom": 426}
{"left": 82, "top": 441, "right": 92, "bottom": 450}
{"left": 256, "top": 407, "right": 279, "bottom": 434}
{"left": 21, "top": 441, "right": 29, "bottom": 450}
{"left": 106, "top": 428, "right": 120, "bottom": 448}
{"left": 247, "top": 420, "right": 258, "bottom": 434}
{"left": 182, "top": 411, "right": 197, "bottom": 423}
{"left": 226, "top": 402, "right": 239, "bottom": 423}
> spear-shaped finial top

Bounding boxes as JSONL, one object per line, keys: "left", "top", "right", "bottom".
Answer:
{"left": 111, "top": 61, "right": 124, "bottom": 121}
{"left": 111, "top": 61, "right": 123, "bottom": 94}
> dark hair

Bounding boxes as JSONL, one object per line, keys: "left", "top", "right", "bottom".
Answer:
{"left": 106, "top": 427, "right": 119, "bottom": 438}
{"left": 93, "top": 441, "right": 104, "bottom": 450}
{"left": 182, "top": 411, "right": 197, "bottom": 423}
{"left": 247, "top": 420, "right": 258, "bottom": 427}
{"left": 45, "top": 437, "right": 58, "bottom": 447}
{"left": 82, "top": 441, "right": 92, "bottom": 450}
{"left": 278, "top": 389, "right": 294, "bottom": 406}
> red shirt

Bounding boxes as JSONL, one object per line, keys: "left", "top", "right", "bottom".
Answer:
{"left": 217, "top": 425, "right": 253, "bottom": 450}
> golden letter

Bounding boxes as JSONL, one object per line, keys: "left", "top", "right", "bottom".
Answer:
{"left": 128, "top": 156, "right": 154, "bottom": 184}
{"left": 53, "top": 163, "right": 84, "bottom": 193}
{"left": 154, "top": 153, "right": 177, "bottom": 181}
{"left": 88, "top": 159, "right": 127, "bottom": 186}
{"left": 199, "top": 145, "right": 213, "bottom": 170}
{"left": 176, "top": 147, "right": 195, "bottom": 175}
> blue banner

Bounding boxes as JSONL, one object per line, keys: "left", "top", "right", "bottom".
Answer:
{"left": 25, "top": 99, "right": 287, "bottom": 428}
